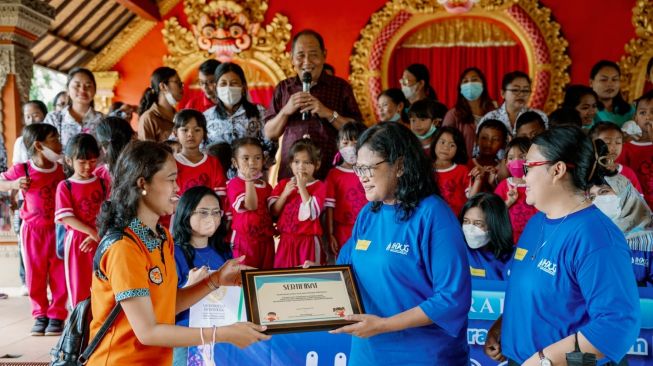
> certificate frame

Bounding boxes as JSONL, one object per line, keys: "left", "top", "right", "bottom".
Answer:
{"left": 241, "top": 265, "right": 365, "bottom": 334}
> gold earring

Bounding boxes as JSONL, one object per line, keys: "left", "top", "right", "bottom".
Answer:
{"left": 141, "top": 189, "right": 147, "bottom": 196}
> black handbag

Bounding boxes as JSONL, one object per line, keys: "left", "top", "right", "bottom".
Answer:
{"left": 566, "top": 333, "right": 597, "bottom": 366}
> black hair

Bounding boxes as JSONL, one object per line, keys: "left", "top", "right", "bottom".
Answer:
{"left": 323, "top": 64, "right": 335, "bottom": 75}
{"left": 63, "top": 133, "right": 100, "bottom": 177}
{"left": 378, "top": 88, "right": 410, "bottom": 123}
{"left": 109, "top": 101, "right": 124, "bottom": 113}
{"left": 138, "top": 66, "right": 178, "bottom": 116}
{"left": 635, "top": 89, "right": 653, "bottom": 110}
{"left": 231, "top": 137, "right": 264, "bottom": 158}
{"left": 174, "top": 109, "right": 208, "bottom": 143}
{"left": 590, "top": 60, "right": 631, "bottom": 116}
{"left": 338, "top": 121, "right": 367, "bottom": 143}
{"left": 453, "top": 67, "right": 496, "bottom": 124}
{"left": 548, "top": 108, "right": 582, "bottom": 128}
{"left": 405, "top": 63, "right": 438, "bottom": 100}
{"left": 291, "top": 29, "right": 325, "bottom": 53}
{"left": 95, "top": 117, "right": 135, "bottom": 172}
{"left": 289, "top": 137, "right": 321, "bottom": 166}
{"left": 477, "top": 119, "right": 509, "bottom": 143}
{"left": 213, "top": 62, "right": 260, "bottom": 120}
{"left": 460, "top": 193, "right": 514, "bottom": 260}
{"left": 67, "top": 67, "right": 97, "bottom": 108}
{"left": 97, "top": 141, "right": 173, "bottom": 236}
{"left": 431, "top": 126, "right": 468, "bottom": 164}
{"left": 22, "top": 123, "right": 58, "bottom": 157}
{"left": 408, "top": 99, "right": 446, "bottom": 120}
{"left": 357, "top": 122, "right": 439, "bottom": 220}
{"left": 207, "top": 142, "right": 233, "bottom": 173}
{"left": 505, "top": 136, "right": 532, "bottom": 156}
{"left": 24, "top": 100, "right": 48, "bottom": 117}
{"left": 52, "top": 91, "right": 68, "bottom": 108}
{"left": 562, "top": 85, "right": 598, "bottom": 112}
{"left": 531, "top": 126, "right": 596, "bottom": 191}
{"left": 163, "top": 139, "right": 182, "bottom": 151}
{"left": 501, "top": 71, "right": 530, "bottom": 91}
{"left": 515, "top": 111, "right": 546, "bottom": 132}
{"left": 172, "top": 186, "right": 230, "bottom": 266}
{"left": 199, "top": 59, "right": 221, "bottom": 76}
{"left": 588, "top": 121, "right": 623, "bottom": 141}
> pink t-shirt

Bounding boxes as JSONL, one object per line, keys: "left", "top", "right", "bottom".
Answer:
{"left": 325, "top": 166, "right": 367, "bottom": 225}
{"left": 433, "top": 163, "right": 470, "bottom": 217}
{"left": 55, "top": 176, "right": 106, "bottom": 229}
{"left": 270, "top": 178, "right": 325, "bottom": 236}
{"left": 494, "top": 177, "right": 538, "bottom": 244}
{"left": 620, "top": 141, "right": 653, "bottom": 208}
{"left": 1, "top": 161, "right": 65, "bottom": 226}
{"left": 226, "top": 176, "right": 275, "bottom": 238}
{"left": 174, "top": 153, "right": 226, "bottom": 197}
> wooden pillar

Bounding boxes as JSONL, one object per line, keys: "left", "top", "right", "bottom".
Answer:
{"left": 0, "top": 1, "right": 55, "bottom": 165}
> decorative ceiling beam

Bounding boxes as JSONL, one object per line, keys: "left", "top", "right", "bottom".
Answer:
{"left": 115, "top": 0, "right": 161, "bottom": 21}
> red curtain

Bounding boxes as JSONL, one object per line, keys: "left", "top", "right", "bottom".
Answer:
{"left": 249, "top": 86, "right": 275, "bottom": 108}
{"left": 388, "top": 45, "right": 528, "bottom": 108}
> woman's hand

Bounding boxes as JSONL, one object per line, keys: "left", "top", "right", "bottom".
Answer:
{"left": 218, "top": 322, "right": 271, "bottom": 349}
{"left": 484, "top": 317, "right": 505, "bottom": 362}
{"left": 186, "top": 266, "right": 210, "bottom": 287}
{"left": 210, "top": 255, "right": 253, "bottom": 287}
{"left": 329, "top": 314, "right": 389, "bottom": 338}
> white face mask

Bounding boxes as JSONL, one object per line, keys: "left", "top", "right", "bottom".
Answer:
{"left": 462, "top": 224, "right": 490, "bottom": 249}
{"left": 389, "top": 112, "right": 401, "bottom": 122}
{"left": 42, "top": 145, "right": 62, "bottom": 164}
{"left": 593, "top": 194, "right": 621, "bottom": 221}
{"left": 164, "top": 91, "right": 178, "bottom": 106}
{"left": 217, "top": 86, "right": 243, "bottom": 107}
{"left": 339, "top": 146, "right": 357, "bottom": 165}
{"left": 402, "top": 84, "right": 417, "bottom": 100}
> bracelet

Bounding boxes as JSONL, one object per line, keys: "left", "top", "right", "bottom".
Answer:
{"left": 207, "top": 275, "right": 220, "bottom": 290}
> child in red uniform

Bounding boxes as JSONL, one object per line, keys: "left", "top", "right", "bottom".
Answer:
{"left": 619, "top": 90, "right": 653, "bottom": 208}
{"left": 0, "top": 123, "right": 67, "bottom": 336}
{"left": 408, "top": 99, "right": 447, "bottom": 156}
{"left": 325, "top": 122, "right": 367, "bottom": 256}
{"left": 270, "top": 137, "right": 326, "bottom": 268}
{"left": 55, "top": 134, "right": 107, "bottom": 307}
{"left": 494, "top": 137, "right": 538, "bottom": 243}
{"left": 168, "top": 109, "right": 226, "bottom": 229}
{"left": 431, "top": 126, "right": 478, "bottom": 217}
{"left": 226, "top": 138, "right": 275, "bottom": 269}
{"left": 590, "top": 122, "right": 642, "bottom": 193}
{"left": 94, "top": 116, "right": 135, "bottom": 193}
{"left": 469, "top": 119, "right": 509, "bottom": 193}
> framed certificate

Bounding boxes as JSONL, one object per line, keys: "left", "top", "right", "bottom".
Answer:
{"left": 241, "top": 265, "right": 365, "bottom": 334}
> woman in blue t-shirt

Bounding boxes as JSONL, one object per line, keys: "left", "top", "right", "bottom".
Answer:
{"left": 332, "top": 122, "right": 471, "bottom": 365}
{"left": 460, "top": 192, "right": 514, "bottom": 280}
{"left": 171, "top": 186, "right": 232, "bottom": 366}
{"left": 485, "top": 126, "right": 640, "bottom": 366}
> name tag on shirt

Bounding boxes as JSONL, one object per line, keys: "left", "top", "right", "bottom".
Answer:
{"left": 470, "top": 267, "right": 486, "bottom": 277}
{"left": 514, "top": 247, "right": 528, "bottom": 261}
{"left": 355, "top": 239, "right": 371, "bottom": 251}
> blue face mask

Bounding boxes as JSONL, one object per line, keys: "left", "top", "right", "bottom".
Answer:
{"left": 461, "top": 82, "right": 483, "bottom": 101}
{"left": 416, "top": 125, "right": 437, "bottom": 140}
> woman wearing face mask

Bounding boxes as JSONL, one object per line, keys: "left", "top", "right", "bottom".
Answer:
{"left": 460, "top": 193, "right": 514, "bottom": 281}
{"left": 376, "top": 88, "right": 409, "bottom": 123}
{"left": 203, "top": 63, "right": 275, "bottom": 171}
{"left": 443, "top": 67, "right": 497, "bottom": 159}
{"left": 138, "top": 67, "right": 184, "bottom": 142}
{"left": 399, "top": 64, "right": 438, "bottom": 104}
{"left": 590, "top": 139, "right": 653, "bottom": 286}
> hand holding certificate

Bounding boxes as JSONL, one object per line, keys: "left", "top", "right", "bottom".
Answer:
{"left": 241, "top": 265, "right": 365, "bottom": 334}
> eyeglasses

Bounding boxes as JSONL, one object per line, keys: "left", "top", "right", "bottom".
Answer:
{"left": 505, "top": 88, "right": 531, "bottom": 95}
{"left": 398, "top": 79, "right": 414, "bottom": 87}
{"left": 352, "top": 160, "right": 387, "bottom": 178}
{"left": 192, "top": 209, "right": 223, "bottom": 220}
{"left": 522, "top": 160, "right": 551, "bottom": 176}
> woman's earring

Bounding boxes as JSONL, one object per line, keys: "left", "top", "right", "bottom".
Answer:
{"left": 141, "top": 189, "right": 147, "bottom": 196}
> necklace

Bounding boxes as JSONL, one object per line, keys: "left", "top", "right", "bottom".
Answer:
{"left": 530, "top": 197, "right": 588, "bottom": 261}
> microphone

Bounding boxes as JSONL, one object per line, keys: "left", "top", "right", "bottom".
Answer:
{"left": 301, "top": 72, "right": 312, "bottom": 120}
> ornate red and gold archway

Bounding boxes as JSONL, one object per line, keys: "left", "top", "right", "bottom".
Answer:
{"left": 620, "top": 0, "right": 653, "bottom": 101}
{"left": 349, "top": 0, "right": 571, "bottom": 123}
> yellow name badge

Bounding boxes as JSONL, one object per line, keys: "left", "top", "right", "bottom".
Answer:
{"left": 355, "top": 239, "right": 371, "bottom": 251}
{"left": 514, "top": 247, "right": 528, "bottom": 261}
{"left": 470, "top": 267, "right": 486, "bottom": 278}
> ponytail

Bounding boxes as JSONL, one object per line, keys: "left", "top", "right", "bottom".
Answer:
{"left": 137, "top": 67, "right": 178, "bottom": 116}
{"left": 138, "top": 87, "right": 158, "bottom": 116}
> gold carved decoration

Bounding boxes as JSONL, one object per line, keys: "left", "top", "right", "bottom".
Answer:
{"left": 349, "top": 0, "right": 571, "bottom": 122}
{"left": 85, "top": 0, "right": 182, "bottom": 72}
{"left": 92, "top": 71, "right": 120, "bottom": 114}
{"left": 162, "top": 0, "right": 292, "bottom": 84}
{"left": 401, "top": 18, "right": 517, "bottom": 47}
{"left": 619, "top": 0, "right": 653, "bottom": 101}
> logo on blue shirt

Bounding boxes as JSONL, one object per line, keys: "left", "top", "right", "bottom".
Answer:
{"left": 633, "top": 257, "right": 649, "bottom": 267}
{"left": 537, "top": 258, "right": 557, "bottom": 276}
{"left": 385, "top": 242, "right": 410, "bottom": 255}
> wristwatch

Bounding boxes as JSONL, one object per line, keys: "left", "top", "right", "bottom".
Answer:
{"left": 538, "top": 350, "right": 552, "bottom": 366}
{"left": 328, "top": 110, "right": 339, "bottom": 123}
